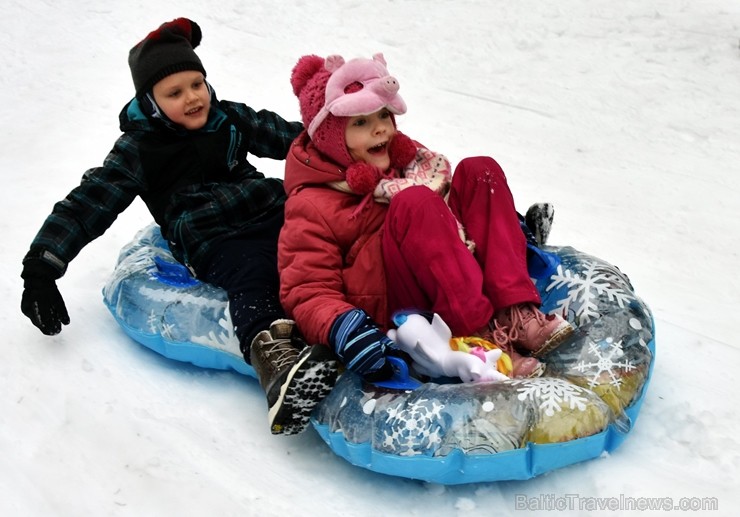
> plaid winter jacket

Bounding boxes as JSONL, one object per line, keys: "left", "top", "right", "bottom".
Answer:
{"left": 23, "top": 88, "right": 303, "bottom": 277}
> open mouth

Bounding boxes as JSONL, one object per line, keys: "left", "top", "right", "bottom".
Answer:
{"left": 368, "top": 142, "right": 387, "bottom": 154}
{"left": 185, "top": 106, "right": 202, "bottom": 116}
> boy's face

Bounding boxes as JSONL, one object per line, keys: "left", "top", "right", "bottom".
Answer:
{"left": 152, "top": 70, "right": 210, "bottom": 130}
{"left": 345, "top": 108, "right": 395, "bottom": 170}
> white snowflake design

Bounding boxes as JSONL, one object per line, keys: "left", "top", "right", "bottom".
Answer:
{"left": 147, "top": 309, "right": 161, "bottom": 334}
{"left": 512, "top": 378, "right": 589, "bottom": 417}
{"left": 546, "top": 261, "right": 634, "bottom": 325}
{"left": 146, "top": 302, "right": 239, "bottom": 353}
{"left": 190, "top": 302, "right": 240, "bottom": 353}
{"left": 573, "top": 337, "right": 635, "bottom": 389}
{"left": 382, "top": 398, "right": 445, "bottom": 456}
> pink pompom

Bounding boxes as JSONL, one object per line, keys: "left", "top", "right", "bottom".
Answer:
{"left": 346, "top": 162, "right": 382, "bottom": 195}
{"left": 290, "top": 55, "right": 325, "bottom": 96}
{"left": 388, "top": 131, "right": 417, "bottom": 169}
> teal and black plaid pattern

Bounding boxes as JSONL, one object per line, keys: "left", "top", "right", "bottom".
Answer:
{"left": 24, "top": 94, "right": 302, "bottom": 275}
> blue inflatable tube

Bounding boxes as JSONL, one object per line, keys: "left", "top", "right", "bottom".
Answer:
{"left": 103, "top": 224, "right": 655, "bottom": 484}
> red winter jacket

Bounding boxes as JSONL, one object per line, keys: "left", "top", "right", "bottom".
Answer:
{"left": 278, "top": 132, "right": 391, "bottom": 346}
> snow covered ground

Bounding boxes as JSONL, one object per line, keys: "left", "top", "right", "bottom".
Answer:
{"left": 2, "top": 0, "right": 739, "bottom": 515}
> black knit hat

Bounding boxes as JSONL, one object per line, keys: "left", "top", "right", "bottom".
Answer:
{"left": 128, "top": 18, "right": 207, "bottom": 97}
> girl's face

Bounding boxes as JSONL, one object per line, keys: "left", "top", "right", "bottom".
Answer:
{"left": 152, "top": 70, "right": 210, "bottom": 130}
{"left": 345, "top": 108, "right": 396, "bottom": 170}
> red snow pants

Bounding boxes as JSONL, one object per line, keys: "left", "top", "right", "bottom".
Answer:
{"left": 382, "top": 156, "right": 541, "bottom": 336}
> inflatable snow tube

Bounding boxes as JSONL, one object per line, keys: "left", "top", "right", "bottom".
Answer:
{"left": 104, "top": 224, "right": 655, "bottom": 485}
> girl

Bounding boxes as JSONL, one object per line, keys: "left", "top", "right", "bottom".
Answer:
{"left": 279, "top": 53, "right": 573, "bottom": 380}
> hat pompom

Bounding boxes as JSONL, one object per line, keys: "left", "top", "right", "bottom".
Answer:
{"left": 346, "top": 162, "right": 382, "bottom": 195}
{"left": 290, "top": 55, "right": 326, "bottom": 96}
{"left": 164, "top": 18, "right": 202, "bottom": 48}
{"left": 388, "top": 131, "right": 417, "bottom": 170}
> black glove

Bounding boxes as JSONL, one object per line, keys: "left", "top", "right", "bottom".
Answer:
{"left": 21, "top": 259, "right": 69, "bottom": 335}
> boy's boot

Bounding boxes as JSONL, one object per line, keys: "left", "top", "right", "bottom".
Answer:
{"left": 493, "top": 303, "right": 573, "bottom": 358}
{"left": 525, "top": 202, "right": 555, "bottom": 247}
{"left": 250, "top": 319, "right": 338, "bottom": 435}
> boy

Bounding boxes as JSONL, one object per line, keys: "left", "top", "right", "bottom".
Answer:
{"left": 20, "top": 18, "right": 337, "bottom": 435}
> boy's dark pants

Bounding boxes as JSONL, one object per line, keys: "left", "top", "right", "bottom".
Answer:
{"left": 198, "top": 211, "right": 285, "bottom": 362}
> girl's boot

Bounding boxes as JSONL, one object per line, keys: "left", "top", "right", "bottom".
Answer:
{"left": 493, "top": 303, "right": 573, "bottom": 358}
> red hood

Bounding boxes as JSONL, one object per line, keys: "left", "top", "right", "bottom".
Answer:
{"left": 284, "top": 131, "right": 347, "bottom": 196}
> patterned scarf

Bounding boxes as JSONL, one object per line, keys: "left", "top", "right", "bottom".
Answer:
{"left": 330, "top": 146, "right": 475, "bottom": 251}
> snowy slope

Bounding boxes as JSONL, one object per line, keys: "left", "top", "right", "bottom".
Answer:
{"left": 2, "top": 1, "right": 739, "bottom": 515}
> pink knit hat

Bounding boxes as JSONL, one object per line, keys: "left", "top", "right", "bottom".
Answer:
{"left": 291, "top": 53, "right": 407, "bottom": 167}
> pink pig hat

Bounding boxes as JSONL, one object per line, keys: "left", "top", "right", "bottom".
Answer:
{"left": 291, "top": 53, "right": 407, "bottom": 167}
{"left": 307, "top": 53, "right": 407, "bottom": 137}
